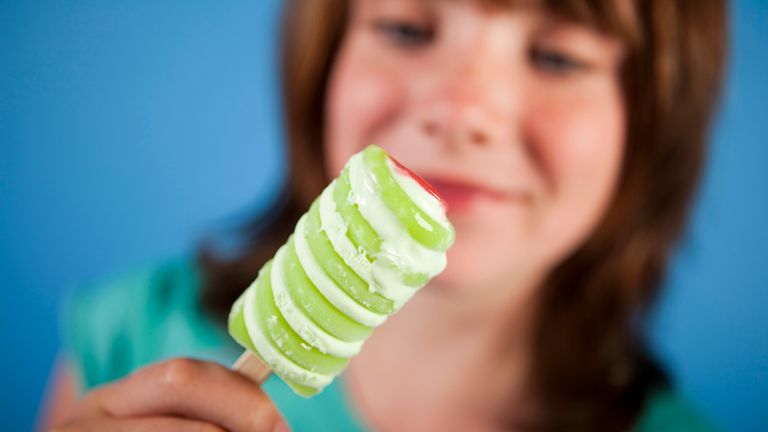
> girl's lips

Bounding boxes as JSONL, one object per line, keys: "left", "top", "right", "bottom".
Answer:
{"left": 423, "top": 177, "right": 526, "bottom": 211}
{"left": 387, "top": 150, "right": 529, "bottom": 212}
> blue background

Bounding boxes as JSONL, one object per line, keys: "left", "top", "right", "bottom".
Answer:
{"left": 0, "top": 1, "right": 765, "bottom": 430}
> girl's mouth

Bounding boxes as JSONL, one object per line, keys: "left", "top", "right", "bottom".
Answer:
{"left": 427, "top": 178, "right": 508, "bottom": 211}
{"left": 423, "top": 177, "right": 531, "bottom": 212}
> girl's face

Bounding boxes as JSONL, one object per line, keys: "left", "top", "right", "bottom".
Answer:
{"left": 325, "top": 0, "right": 626, "bottom": 300}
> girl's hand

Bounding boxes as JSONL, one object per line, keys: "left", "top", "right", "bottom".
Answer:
{"left": 50, "top": 358, "right": 289, "bottom": 432}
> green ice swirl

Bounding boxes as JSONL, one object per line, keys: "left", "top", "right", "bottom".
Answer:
{"left": 228, "top": 145, "right": 455, "bottom": 397}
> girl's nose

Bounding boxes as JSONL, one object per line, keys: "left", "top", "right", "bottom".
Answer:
{"left": 421, "top": 102, "right": 496, "bottom": 148}
{"left": 419, "top": 59, "right": 516, "bottom": 151}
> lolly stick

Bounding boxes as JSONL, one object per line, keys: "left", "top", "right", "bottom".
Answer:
{"left": 233, "top": 351, "right": 272, "bottom": 384}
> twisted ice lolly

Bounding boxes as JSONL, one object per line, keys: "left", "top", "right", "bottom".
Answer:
{"left": 228, "top": 145, "right": 455, "bottom": 397}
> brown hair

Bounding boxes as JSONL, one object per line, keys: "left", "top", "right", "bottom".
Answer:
{"left": 198, "top": 0, "right": 727, "bottom": 430}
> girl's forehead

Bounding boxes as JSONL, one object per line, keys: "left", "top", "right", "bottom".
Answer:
{"left": 352, "top": 0, "right": 539, "bottom": 10}
{"left": 350, "top": 0, "right": 640, "bottom": 46}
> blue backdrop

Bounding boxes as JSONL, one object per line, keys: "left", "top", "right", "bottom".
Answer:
{"left": 1, "top": 1, "right": 765, "bottom": 430}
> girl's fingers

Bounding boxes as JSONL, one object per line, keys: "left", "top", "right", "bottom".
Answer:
{"left": 51, "top": 416, "right": 226, "bottom": 432}
{"left": 76, "top": 358, "right": 286, "bottom": 432}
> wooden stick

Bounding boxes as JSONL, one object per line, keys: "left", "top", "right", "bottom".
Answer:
{"left": 233, "top": 351, "right": 272, "bottom": 384}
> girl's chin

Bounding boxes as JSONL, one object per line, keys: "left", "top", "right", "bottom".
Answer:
{"left": 427, "top": 264, "right": 508, "bottom": 295}
{"left": 427, "top": 252, "right": 546, "bottom": 298}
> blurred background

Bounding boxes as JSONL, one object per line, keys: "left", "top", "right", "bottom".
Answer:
{"left": 1, "top": 1, "right": 765, "bottom": 430}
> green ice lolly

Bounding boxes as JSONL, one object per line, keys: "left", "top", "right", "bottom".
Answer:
{"left": 229, "top": 145, "right": 455, "bottom": 397}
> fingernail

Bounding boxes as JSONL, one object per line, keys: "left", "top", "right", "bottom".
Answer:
{"left": 273, "top": 419, "right": 291, "bottom": 432}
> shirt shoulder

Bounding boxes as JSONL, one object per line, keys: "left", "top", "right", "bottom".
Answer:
{"left": 634, "top": 389, "right": 718, "bottom": 432}
{"left": 62, "top": 256, "right": 239, "bottom": 392}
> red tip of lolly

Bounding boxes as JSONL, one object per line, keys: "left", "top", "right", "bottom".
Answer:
{"left": 388, "top": 154, "right": 447, "bottom": 210}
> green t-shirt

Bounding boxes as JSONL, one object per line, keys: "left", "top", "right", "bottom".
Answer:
{"left": 62, "top": 257, "right": 716, "bottom": 431}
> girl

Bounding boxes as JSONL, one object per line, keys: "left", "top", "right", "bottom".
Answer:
{"left": 45, "top": 0, "right": 726, "bottom": 430}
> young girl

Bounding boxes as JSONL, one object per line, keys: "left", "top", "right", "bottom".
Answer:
{"left": 45, "top": 0, "right": 726, "bottom": 430}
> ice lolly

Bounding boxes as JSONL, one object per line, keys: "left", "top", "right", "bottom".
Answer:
{"left": 228, "top": 145, "right": 455, "bottom": 397}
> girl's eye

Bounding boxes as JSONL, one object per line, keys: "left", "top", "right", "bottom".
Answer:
{"left": 373, "top": 20, "right": 435, "bottom": 48}
{"left": 530, "top": 47, "right": 588, "bottom": 75}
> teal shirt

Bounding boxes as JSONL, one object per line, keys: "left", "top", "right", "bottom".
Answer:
{"left": 62, "top": 258, "right": 716, "bottom": 431}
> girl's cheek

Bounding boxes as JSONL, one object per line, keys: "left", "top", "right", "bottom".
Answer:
{"left": 529, "top": 91, "right": 625, "bottom": 257}
{"left": 527, "top": 74, "right": 624, "bottom": 189}
{"left": 326, "top": 44, "right": 406, "bottom": 176}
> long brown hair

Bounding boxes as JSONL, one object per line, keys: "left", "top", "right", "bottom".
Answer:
{"left": 199, "top": 0, "right": 727, "bottom": 430}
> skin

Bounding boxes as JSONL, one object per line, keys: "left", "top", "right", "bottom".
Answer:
{"left": 327, "top": 1, "right": 625, "bottom": 430}
{"left": 43, "top": 0, "right": 626, "bottom": 431}
{"left": 44, "top": 358, "right": 289, "bottom": 432}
